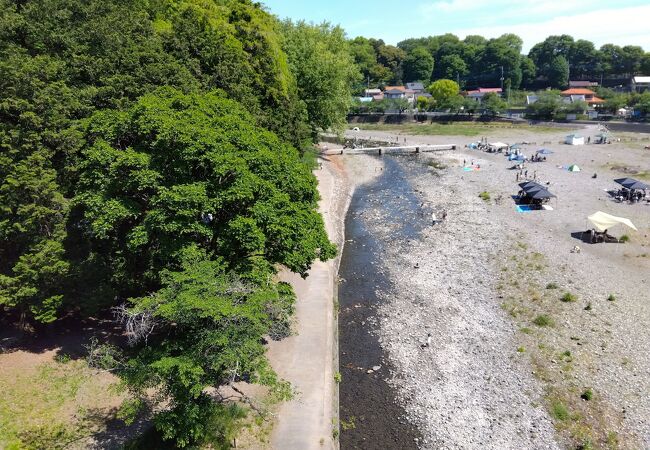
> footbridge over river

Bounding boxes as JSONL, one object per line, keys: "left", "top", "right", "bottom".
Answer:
{"left": 323, "top": 143, "right": 457, "bottom": 156}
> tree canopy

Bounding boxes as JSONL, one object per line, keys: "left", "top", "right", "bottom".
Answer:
{"left": 281, "top": 21, "right": 360, "bottom": 136}
{"left": 428, "top": 79, "right": 460, "bottom": 109}
{"left": 0, "top": 1, "right": 341, "bottom": 446}
{"left": 350, "top": 31, "right": 649, "bottom": 92}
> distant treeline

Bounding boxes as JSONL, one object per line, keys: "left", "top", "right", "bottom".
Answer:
{"left": 350, "top": 34, "right": 650, "bottom": 90}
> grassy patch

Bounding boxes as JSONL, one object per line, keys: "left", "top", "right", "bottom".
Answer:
{"left": 0, "top": 358, "right": 123, "bottom": 449}
{"left": 550, "top": 400, "right": 570, "bottom": 421}
{"left": 478, "top": 191, "right": 491, "bottom": 202}
{"left": 340, "top": 417, "right": 356, "bottom": 431}
{"left": 545, "top": 282, "right": 558, "bottom": 290}
{"left": 333, "top": 372, "right": 342, "bottom": 383}
{"left": 560, "top": 292, "right": 577, "bottom": 303}
{"left": 619, "top": 234, "right": 630, "bottom": 243}
{"left": 533, "top": 314, "right": 554, "bottom": 327}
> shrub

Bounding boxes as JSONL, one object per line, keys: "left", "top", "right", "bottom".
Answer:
{"left": 581, "top": 388, "right": 593, "bottom": 401}
{"left": 517, "top": 346, "right": 526, "bottom": 353}
{"left": 584, "top": 302, "right": 592, "bottom": 311}
{"left": 560, "top": 292, "right": 577, "bottom": 303}
{"left": 619, "top": 234, "right": 630, "bottom": 243}
{"left": 533, "top": 314, "right": 553, "bottom": 327}
{"left": 546, "top": 282, "right": 558, "bottom": 289}
{"left": 340, "top": 417, "right": 356, "bottom": 431}
{"left": 334, "top": 372, "right": 342, "bottom": 383}
{"left": 478, "top": 191, "right": 491, "bottom": 202}
{"left": 607, "top": 294, "right": 616, "bottom": 302}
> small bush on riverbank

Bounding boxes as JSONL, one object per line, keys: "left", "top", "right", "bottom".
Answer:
{"left": 551, "top": 400, "right": 570, "bottom": 421}
{"left": 479, "top": 191, "right": 491, "bottom": 202}
{"left": 546, "top": 282, "right": 558, "bottom": 289}
{"left": 561, "top": 292, "right": 577, "bottom": 303}
{"left": 533, "top": 314, "right": 554, "bottom": 327}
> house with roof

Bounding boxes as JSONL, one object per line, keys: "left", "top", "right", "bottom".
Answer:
{"left": 464, "top": 87, "right": 503, "bottom": 102}
{"left": 560, "top": 88, "right": 604, "bottom": 106}
{"left": 631, "top": 76, "right": 650, "bottom": 93}
{"left": 383, "top": 86, "right": 406, "bottom": 99}
{"left": 364, "top": 88, "right": 382, "bottom": 98}
{"left": 384, "top": 86, "right": 416, "bottom": 103}
{"left": 406, "top": 82, "right": 425, "bottom": 94}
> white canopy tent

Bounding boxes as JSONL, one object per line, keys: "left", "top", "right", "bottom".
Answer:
{"left": 565, "top": 135, "right": 585, "bottom": 145}
{"left": 489, "top": 142, "right": 508, "bottom": 149}
{"left": 588, "top": 211, "right": 638, "bottom": 232}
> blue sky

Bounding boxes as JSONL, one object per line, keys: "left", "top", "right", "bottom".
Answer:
{"left": 262, "top": 0, "right": 650, "bottom": 52}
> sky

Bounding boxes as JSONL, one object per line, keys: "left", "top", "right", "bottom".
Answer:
{"left": 262, "top": 0, "right": 650, "bottom": 53}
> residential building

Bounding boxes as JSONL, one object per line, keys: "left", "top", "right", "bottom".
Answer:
{"left": 384, "top": 86, "right": 416, "bottom": 103}
{"left": 631, "top": 76, "right": 650, "bottom": 93}
{"left": 406, "top": 82, "right": 425, "bottom": 94}
{"left": 364, "top": 88, "right": 382, "bottom": 97}
{"left": 465, "top": 87, "right": 503, "bottom": 102}
{"left": 383, "top": 86, "right": 406, "bottom": 99}
{"left": 560, "top": 88, "right": 604, "bottom": 105}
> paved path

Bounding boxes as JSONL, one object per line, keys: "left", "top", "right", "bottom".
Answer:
{"left": 267, "top": 158, "right": 348, "bottom": 450}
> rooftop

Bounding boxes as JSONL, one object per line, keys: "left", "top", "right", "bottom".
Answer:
{"left": 561, "top": 88, "right": 596, "bottom": 96}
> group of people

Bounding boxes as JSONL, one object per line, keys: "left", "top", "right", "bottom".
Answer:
{"left": 515, "top": 170, "right": 538, "bottom": 182}
{"left": 614, "top": 188, "right": 647, "bottom": 203}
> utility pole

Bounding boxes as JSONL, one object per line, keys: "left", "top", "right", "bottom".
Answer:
{"left": 500, "top": 66, "right": 504, "bottom": 91}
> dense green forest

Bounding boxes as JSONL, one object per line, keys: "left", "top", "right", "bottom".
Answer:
{"left": 350, "top": 33, "right": 650, "bottom": 90}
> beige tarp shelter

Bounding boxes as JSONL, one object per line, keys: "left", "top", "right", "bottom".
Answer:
{"left": 588, "top": 211, "right": 638, "bottom": 232}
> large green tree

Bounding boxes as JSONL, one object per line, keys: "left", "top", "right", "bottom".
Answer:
{"left": 76, "top": 88, "right": 335, "bottom": 446}
{"left": 73, "top": 88, "right": 335, "bottom": 298}
{"left": 428, "top": 79, "right": 460, "bottom": 109}
{"left": 548, "top": 55, "right": 570, "bottom": 89}
{"left": 281, "top": 21, "right": 359, "bottom": 136}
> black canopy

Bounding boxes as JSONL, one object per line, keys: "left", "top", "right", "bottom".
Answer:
{"left": 614, "top": 177, "right": 649, "bottom": 190}
{"left": 528, "top": 189, "right": 556, "bottom": 199}
{"left": 519, "top": 181, "right": 544, "bottom": 190}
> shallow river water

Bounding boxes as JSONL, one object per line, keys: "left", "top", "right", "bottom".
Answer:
{"left": 338, "top": 155, "right": 431, "bottom": 449}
